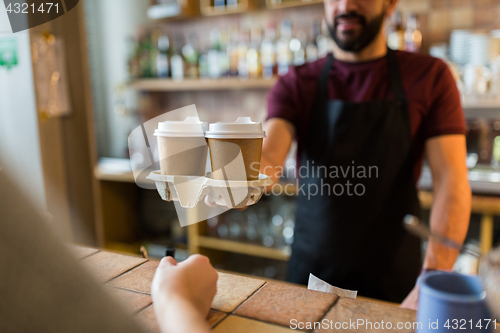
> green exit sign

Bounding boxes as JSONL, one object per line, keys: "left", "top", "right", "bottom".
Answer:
{"left": 0, "top": 38, "right": 18, "bottom": 69}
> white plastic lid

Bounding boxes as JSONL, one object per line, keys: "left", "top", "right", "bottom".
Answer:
{"left": 154, "top": 116, "right": 207, "bottom": 137}
{"left": 205, "top": 117, "right": 266, "bottom": 139}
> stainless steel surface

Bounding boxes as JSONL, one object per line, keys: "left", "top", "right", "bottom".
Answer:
{"left": 403, "top": 215, "right": 481, "bottom": 257}
{"left": 418, "top": 165, "right": 500, "bottom": 195}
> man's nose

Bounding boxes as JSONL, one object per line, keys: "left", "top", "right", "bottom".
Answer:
{"left": 337, "top": 0, "right": 359, "bottom": 13}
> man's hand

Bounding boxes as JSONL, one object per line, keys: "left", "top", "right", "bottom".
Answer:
{"left": 151, "top": 255, "right": 218, "bottom": 333}
{"left": 400, "top": 285, "right": 419, "bottom": 310}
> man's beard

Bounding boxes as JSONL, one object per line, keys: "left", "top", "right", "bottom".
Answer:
{"left": 328, "top": 11, "right": 386, "bottom": 53}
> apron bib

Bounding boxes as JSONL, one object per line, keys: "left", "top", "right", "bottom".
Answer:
{"left": 288, "top": 50, "right": 422, "bottom": 303}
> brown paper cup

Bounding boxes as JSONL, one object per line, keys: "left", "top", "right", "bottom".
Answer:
{"left": 157, "top": 136, "right": 208, "bottom": 176}
{"left": 208, "top": 138, "right": 263, "bottom": 181}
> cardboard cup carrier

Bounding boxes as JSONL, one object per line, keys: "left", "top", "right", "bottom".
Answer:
{"left": 148, "top": 117, "right": 271, "bottom": 208}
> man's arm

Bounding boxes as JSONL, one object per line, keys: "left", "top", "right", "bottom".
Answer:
{"left": 401, "top": 134, "right": 471, "bottom": 309}
{"left": 424, "top": 134, "right": 471, "bottom": 269}
{"left": 261, "top": 118, "right": 295, "bottom": 190}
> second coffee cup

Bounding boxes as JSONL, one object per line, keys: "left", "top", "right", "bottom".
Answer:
{"left": 205, "top": 117, "right": 266, "bottom": 181}
{"left": 154, "top": 116, "right": 208, "bottom": 176}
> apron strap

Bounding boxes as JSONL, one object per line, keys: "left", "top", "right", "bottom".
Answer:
{"left": 305, "top": 53, "right": 335, "bottom": 155}
{"left": 314, "top": 53, "right": 335, "bottom": 110}
{"left": 386, "top": 49, "right": 407, "bottom": 102}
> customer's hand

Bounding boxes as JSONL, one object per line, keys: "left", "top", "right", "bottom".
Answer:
{"left": 151, "top": 255, "right": 218, "bottom": 333}
{"left": 400, "top": 285, "right": 418, "bottom": 310}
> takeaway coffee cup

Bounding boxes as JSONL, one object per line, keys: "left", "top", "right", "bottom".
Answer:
{"left": 416, "top": 271, "right": 493, "bottom": 333}
{"left": 154, "top": 116, "right": 208, "bottom": 176}
{"left": 205, "top": 117, "right": 266, "bottom": 181}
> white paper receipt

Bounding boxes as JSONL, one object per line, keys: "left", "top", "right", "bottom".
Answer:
{"left": 307, "top": 273, "right": 357, "bottom": 299}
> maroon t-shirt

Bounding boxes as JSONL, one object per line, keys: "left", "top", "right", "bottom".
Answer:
{"left": 267, "top": 50, "right": 467, "bottom": 183}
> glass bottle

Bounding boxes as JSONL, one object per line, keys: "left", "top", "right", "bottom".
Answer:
{"left": 404, "top": 13, "right": 422, "bottom": 53}
{"left": 170, "top": 37, "right": 184, "bottom": 81}
{"left": 227, "top": 25, "right": 239, "bottom": 77}
{"left": 290, "top": 30, "right": 306, "bottom": 66}
{"left": 149, "top": 30, "right": 161, "bottom": 77}
{"left": 127, "top": 36, "right": 141, "bottom": 79}
{"left": 208, "top": 28, "right": 221, "bottom": 79}
{"left": 237, "top": 30, "right": 249, "bottom": 79}
{"left": 218, "top": 28, "right": 230, "bottom": 77}
{"left": 139, "top": 33, "right": 153, "bottom": 78}
{"left": 247, "top": 26, "right": 262, "bottom": 78}
{"left": 182, "top": 33, "right": 199, "bottom": 79}
{"left": 388, "top": 11, "right": 405, "bottom": 51}
{"left": 306, "top": 20, "right": 320, "bottom": 63}
{"left": 276, "top": 19, "right": 293, "bottom": 76}
{"left": 198, "top": 48, "right": 210, "bottom": 79}
{"left": 261, "top": 23, "right": 276, "bottom": 79}
{"left": 156, "top": 33, "right": 169, "bottom": 78}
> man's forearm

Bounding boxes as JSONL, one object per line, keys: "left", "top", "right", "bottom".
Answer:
{"left": 423, "top": 173, "right": 471, "bottom": 270}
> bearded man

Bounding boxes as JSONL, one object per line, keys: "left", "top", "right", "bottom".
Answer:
{"left": 261, "top": 0, "right": 471, "bottom": 308}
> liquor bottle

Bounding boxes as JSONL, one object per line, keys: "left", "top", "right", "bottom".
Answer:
{"left": 208, "top": 28, "right": 221, "bottom": 79}
{"left": 492, "top": 136, "right": 500, "bottom": 169}
{"left": 276, "top": 19, "right": 293, "bottom": 76}
{"left": 306, "top": 20, "right": 320, "bottom": 63}
{"left": 261, "top": 23, "right": 276, "bottom": 79}
{"left": 388, "top": 11, "right": 405, "bottom": 51}
{"left": 199, "top": 48, "right": 210, "bottom": 79}
{"left": 404, "top": 13, "right": 422, "bottom": 53}
{"left": 317, "top": 20, "right": 332, "bottom": 58}
{"left": 149, "top": 30, "right": 161, "bottom": 77}
{"left": 219, "top": 28, "right": 230, "bottom": 77}
{"left": 290, "top": 30, "right": 306, "bottom": 66}
{"left": 170, "top": 37, "right": 184, "bottom": 81}
{"left": 237, "top": 30, "right": 249, "bottom": 79}
{"left": 247, "top": 26, "right": 262, "bottom": 78}
{"left": 156, "top": 33, "right": 169, "bottom": 78}
{"left": 182, "top": 33, "right": 199, "bottom": 79}
{"left": 127, "top": 36, "right": 141, "bottom": 79}
{"left": 226, "top": 0, "right": 238, "bottom": 10}
{"left": 214, "top": 0, "right": 225, "bottom": 11}
{"left": 227, "top": 26, "right": 239, "bottom": 77}
{"left": 139, "top": 33, "right": 153, "bottom": 78}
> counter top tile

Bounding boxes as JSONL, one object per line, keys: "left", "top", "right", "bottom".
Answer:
{"left": 105, "top": 286, "right": 152, "bottom": 314}
{"left": 107, "top": 260, "right": 159, "bottom": 294}
{"left": 135, "top": 305, "right": 228, "bottom": 332}
{"left": 136, "top": 305, "right": 160, "bottom": 333}
{"left": 81, "top": 251, "right": 147, "bottom": 283}
{"left": 211, "top": 272, "right": 266, "bottom": 312}
{"left": 213, "top": 315, "right": 300, "bottom": 333}
{"left": 234, "top": 282, "right": 337, "bottom": 327}
{"left": 315, "top": 298, "right": 416, "bottom": 333}
{"left": 207, "top": 310, "right": 228, "bottom": 328}
{"left": 69, "top": 245, "right": 99, "bottom": 260}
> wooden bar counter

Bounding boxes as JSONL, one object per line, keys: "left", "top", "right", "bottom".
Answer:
{"left": 74, "top": 245, "right": 419, "bottom": 332}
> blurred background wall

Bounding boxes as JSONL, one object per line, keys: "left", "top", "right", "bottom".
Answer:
{"left": 0, "top": 29, "right": 46, "bottom": 212}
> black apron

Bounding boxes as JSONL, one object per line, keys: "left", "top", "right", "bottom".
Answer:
{"left": 288, "top": 50, "right": 422, "bottom": 303}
